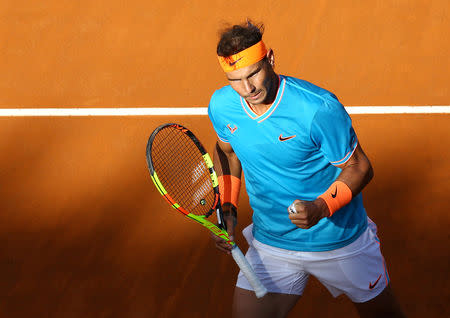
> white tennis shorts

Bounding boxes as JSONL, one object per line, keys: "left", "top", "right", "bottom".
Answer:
{"left": 236, "top": 218, "right": 390, "bottom": 303}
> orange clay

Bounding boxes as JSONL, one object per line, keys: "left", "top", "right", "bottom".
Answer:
{"left": 218, "top": 41, "right": 268, "bottom": 72}
{"left": 318, "top": 181, "right": 353, "bottom": 217}
{"left": 218, "top": 175, "right": 241, "bottom": 208}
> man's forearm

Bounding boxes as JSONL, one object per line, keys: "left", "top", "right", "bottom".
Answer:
{"left": 213, "top": 141, "right": 242, "bottom": 212}
{"left": 336, "top": 163, "right": 373, "bottom": 197}
{"left": 213, "top": 142, "right": 242, "bottom": 178}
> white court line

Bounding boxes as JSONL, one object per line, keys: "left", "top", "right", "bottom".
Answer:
{"left": 345, "top": 106, "right": 450, "bottom": 114}
{"left": 0, "top": 106, "right": 449, "bottom": 116}
{"left": 0, "top": 107, "right": 207, "bottom": 116}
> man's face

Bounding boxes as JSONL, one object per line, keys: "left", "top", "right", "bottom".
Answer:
{"left": 226, "top": 57, "right": 276, "bottom": 107}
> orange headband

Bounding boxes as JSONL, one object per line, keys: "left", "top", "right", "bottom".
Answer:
{"left": 217, "top": 41, "right": 268, "bottom": 72}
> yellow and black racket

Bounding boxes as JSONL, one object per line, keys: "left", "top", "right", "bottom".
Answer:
{"left": 146, "top": 123, "right": 267, "bottom": 298}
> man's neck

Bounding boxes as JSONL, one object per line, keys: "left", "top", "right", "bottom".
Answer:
{"left": 248, "top": 103, "right": 272, "bottom": 116}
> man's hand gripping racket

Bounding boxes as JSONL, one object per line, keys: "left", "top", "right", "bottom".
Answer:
{"left": 146, "top": 123, "right": 267, "bottom": 298}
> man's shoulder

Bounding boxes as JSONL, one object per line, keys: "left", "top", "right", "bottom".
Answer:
{"left": 280, "top": 75, "right": 347, "bottom": 130}
{"left": 208, "top": 85, "right": 240, "bottom": 126}
{"left": 282, "top": 75, "right": 338, "bottom": 104}
{"left": 210, "top": 85, "right": 239, "bottom": 105}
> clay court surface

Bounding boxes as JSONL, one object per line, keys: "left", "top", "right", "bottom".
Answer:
{"left": 1, "top": 1, "right": 449, "bottom": 317}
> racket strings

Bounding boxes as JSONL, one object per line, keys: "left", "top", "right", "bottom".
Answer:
{"left": 151, "top": 127, "right": 216, "bottom": 216}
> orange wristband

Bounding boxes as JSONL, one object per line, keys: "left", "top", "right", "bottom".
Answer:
{"left": 218, "top": 175, "right": 241, "bottom": 208}
{"left": 318, "top": 181, "right": 353, "bottom": 217}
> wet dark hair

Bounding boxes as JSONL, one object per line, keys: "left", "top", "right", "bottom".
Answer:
{"left": 217, "top": 20, "right": 264, "bottom": 57}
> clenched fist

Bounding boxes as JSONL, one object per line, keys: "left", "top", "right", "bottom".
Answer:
{"left": 288, "top": 198, "right": 330, "bottom": 229}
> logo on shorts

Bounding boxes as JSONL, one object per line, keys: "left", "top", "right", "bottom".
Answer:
{"left": 227, "top": 124, "right": 237, "bottom": 134}
{"left": 369, "top": 274, "right": 382, "bottom": 289}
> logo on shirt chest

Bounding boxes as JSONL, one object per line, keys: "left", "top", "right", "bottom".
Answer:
{"left": 227, "top": 124, "right": 238, "bottom": 134}
{"left": 278, "top": 134, "right": 296, "bottom": 142}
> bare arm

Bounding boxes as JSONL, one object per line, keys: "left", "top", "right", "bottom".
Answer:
{"left": 214, "top": 139, "right": 242, "bottom": 180}
{"left": 212, "top": 139, "right": 242, "bottom": 253}
{"left": 334, "top": 144, "right": 374, "bottom": 196}
{"left": 289, "top": 144, "right": 373, "bottom": 229}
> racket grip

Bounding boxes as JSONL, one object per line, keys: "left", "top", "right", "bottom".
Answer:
{"left": 231, "top": 245, "right": 268, "bottom": 298}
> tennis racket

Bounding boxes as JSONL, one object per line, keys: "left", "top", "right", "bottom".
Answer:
{"left": 146, "top": 123, "right": 267, "bottom": 298}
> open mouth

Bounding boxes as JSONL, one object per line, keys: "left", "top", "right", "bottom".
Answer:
{"left": 247, "top": 91, "right": 261, "bottom": 100}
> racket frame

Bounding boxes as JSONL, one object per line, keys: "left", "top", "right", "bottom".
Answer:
{"left": 146, "top": 123, "right": 267, "bottom": 298}
{"left": 146, "top": 123, "right": 232, "bottom": 245}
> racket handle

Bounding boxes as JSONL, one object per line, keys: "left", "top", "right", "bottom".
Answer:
{"left": 231, "top": 245, "right": 268, "bottom": 298}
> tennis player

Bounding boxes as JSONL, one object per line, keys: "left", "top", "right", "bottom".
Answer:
{"left": 208, "top": 21, "right": 405, "bottom": 318}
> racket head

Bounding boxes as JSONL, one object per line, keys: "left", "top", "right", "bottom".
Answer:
{"left": 146, "top": 123, "right": 220, "bottom": 218}
{"left": 147, "top": 124, "right": 265, "bottom": 297}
